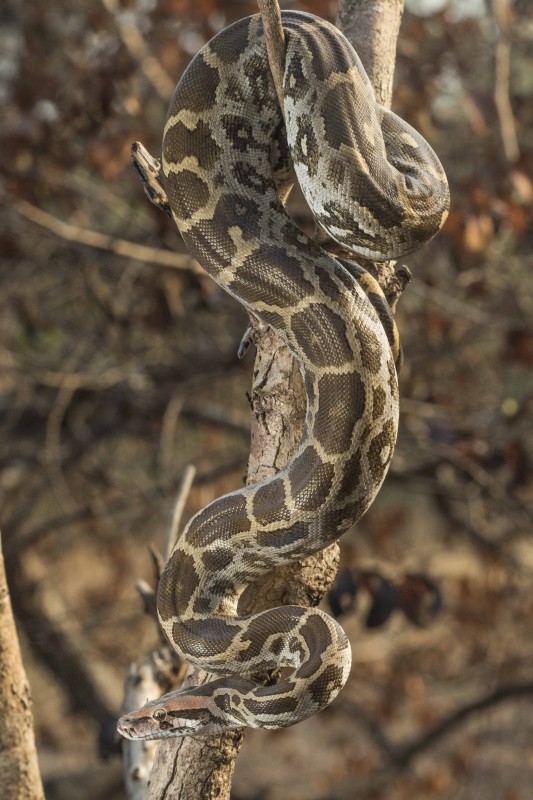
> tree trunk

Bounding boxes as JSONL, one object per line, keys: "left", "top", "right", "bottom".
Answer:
{"left": 337, "top": 0, "right": 403, "bottom": 108}
{"left": 0, "top": 533, "right": 45, "bottom": 800}
{"left": 145, "top": 1, "right": 405, "bottom": 796}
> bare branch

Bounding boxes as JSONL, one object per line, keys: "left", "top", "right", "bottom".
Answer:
{"left": 14, "top": 199, "right": 202, "bottom": 273}
{"left": 336, "top": 0, "right": 405, "bottom": 291}
{"left": 101, "top": 0, "right": 175, "bottom": 100}
{"left": 158, "top": 396, "right": 185, "bottom": 472}
{"left": 492, "top": 0, "right": 519, "bottom": 162}
{"left": 326, "top": 682, "right": 533, "bottom": 799}
{"left": 121, "top": 663, "right": 161, "bottom": 799}
{"left": 164, "top": 465, "right": 197, "bottom": 562}
{"left": 131, "top": 142, "right": 173, "bottom": 218}
{"left": 396, "top": 680, "right": 533, "bottom": 767}
{"left": 257, "top": 0, "right": 286, "bottom": 111}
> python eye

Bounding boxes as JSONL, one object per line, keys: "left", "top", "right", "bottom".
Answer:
{"left": 152, "top": 708, "right": 167, "bottom": 722}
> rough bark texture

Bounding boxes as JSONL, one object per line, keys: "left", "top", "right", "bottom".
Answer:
{"left": 146, "top": 1, "right": 404, "bottom": 796}
{"left": 337, "top": 0, "right": 403, "bottom": 108}
{"left": 0, "top": 533, "right": 45, "bottom": 800}
{"left": 240, "top": 327, "right": 340, "bottom": 615}
{"left": 146, "top": 668, "right": 243, "bottom": 800}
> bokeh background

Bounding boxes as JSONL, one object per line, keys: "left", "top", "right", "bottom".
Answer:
{"left": 1, "top": 0, "right": 532, "bottom": 798}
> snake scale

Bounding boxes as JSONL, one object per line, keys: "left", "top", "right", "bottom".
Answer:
{"left": 118, "top": 10, "right": 449, "bottom": 740}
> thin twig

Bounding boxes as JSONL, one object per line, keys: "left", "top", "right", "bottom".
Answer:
{"left": 22, "top": 364, "right": 133, "bottom": 391}
{"left": 4, "top": 508, "right": 93, "bottom": 558}
{"left": 131, "top": 142, "right": 172, "bottom": 218}
{"left": 396, "top": 680, "right": 533, "bottom": 766}
{"left": 164, "top": 465, "right": 196, "bottom": 561}
{"left": 257, "top": 0, "right": 286, "bottom": 111}
{"left": 44, "top": 349, "right": 87, "bottom": 514}
{"left": 158, "top": 395, "right": 185, "bottom": 472}
{"left": 436, "top": 442, "right": 533, "bottom": 530}
{"left": 338, "top": 680, "right": 533, "bottom": 780}
{"left": 14, "top": 199, "right": 202, "bottom": 273}
{"left": 101, "top": 0, "right": 176, "bottom": 100}
{"left": 492, "top": 0, "right": 519, "bottom": 162}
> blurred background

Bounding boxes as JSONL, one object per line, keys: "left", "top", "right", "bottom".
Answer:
{"left": 1, "top": 0, "right": 532, "bottom": 798}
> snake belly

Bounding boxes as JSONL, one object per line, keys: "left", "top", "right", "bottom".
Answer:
{"left": 118, "top": 11, "right": 449, "bottom": 740}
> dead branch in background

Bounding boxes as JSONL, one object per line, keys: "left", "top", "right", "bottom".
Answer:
{"left": 325, "top": 681, "right": 533, "bottom": 800}
{"left": 492, "top": 0, "right": 519, "bottom": 162}
{"left": 163, "top": 465, "right": 196, "bottom": 560}
{"left": 101, "top": 0, "right": 175, "bottom": 101}
{"left": 14, "top": 199, "right": 202, "bottom": 274}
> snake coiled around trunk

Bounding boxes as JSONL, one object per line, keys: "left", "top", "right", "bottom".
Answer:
{"left": 118, "top": 10, "right": 449, "bottom": 740}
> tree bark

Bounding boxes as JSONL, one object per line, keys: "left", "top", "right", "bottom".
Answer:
{"left": 337, "top": 0, "right": 403, "bottom": 108}
{"left": 145, "top": 0, "right": 405, "bottom": 796}
{"left": 0, "top": 532, "right": 45, "bottom": 800}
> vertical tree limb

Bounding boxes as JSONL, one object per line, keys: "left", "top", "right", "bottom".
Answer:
{"left": 140, "top": 1, "right": 406, "bottom": 797}
{"left": 492, "top": 0, "right": 519, "bottom": 163}
{"left": 257, "top": 0, "right": 286, "bottom": 111}
{"left": 0, "top": 532, "right": 45, "bottom": 800}
{"left": 336, "top": 0, "right": 403, "bottom": 108}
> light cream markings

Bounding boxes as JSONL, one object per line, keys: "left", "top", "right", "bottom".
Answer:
{"left": 399, "top": 130, "right": 419, "bottom": 149}
{"left": 217, "top": 226, "right": 260, "bottom": 284}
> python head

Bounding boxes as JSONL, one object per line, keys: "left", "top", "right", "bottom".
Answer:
{"left": 117, "top": 678, "right": 253, "bottom": 740}
{"left": 117, "top": 689, "right": 224, "bottom": 740}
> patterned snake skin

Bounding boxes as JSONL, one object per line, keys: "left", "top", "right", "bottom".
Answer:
{"left": 118, "top": 11, "right": 449, "bottom": 740}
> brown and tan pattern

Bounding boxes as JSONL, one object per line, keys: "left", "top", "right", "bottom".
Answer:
{"left": 118, "top": 11, "right": 449, "bottom": 741}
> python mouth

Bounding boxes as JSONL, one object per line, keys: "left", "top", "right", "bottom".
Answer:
{"left": 117, "top": 713, "right": 205, "bottom": 741}
{"left": 116, "top": 716, "right": 156, "bottom": 741}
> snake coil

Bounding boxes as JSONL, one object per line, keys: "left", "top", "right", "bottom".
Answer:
{"left": 118, "top": 11, "right": 449, "bottom": 741}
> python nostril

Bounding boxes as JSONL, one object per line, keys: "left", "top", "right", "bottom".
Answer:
{"left": 117, "top": 716, "right": 135, "bottom": 736}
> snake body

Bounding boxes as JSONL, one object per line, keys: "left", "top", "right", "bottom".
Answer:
{"left": 118, "top": 11, "right": 449, "bottom": 740}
